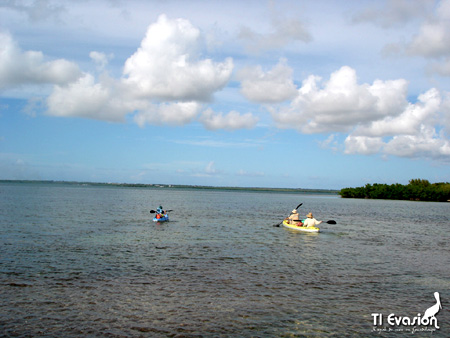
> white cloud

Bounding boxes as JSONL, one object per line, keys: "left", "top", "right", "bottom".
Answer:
{"left": 199, "top": 108, "right": 259, "bottom": 131}
{"left": 48, "top": 74, "right": 203, "bottom": 126}
{"left": 122, "top": 14, "right": 233, "bottom": 101}
{"left": 0, "top": 31, "right": 81, "bottom": 90}
{"left": 344, "top": 135, "right": 385, "bottom": 155}
{"left": 267, "top": 65, "right": 449, "bottom": 160}
{"left": 351, "top": 0, "right": 433, "bottom": 28}
{"left": 89, "top": 51, "right": 113, "bottom": 71}
{"left": 271, "top": 66, "right": 409, "bottom": 133}
{"left": 134, "top": 101, "right": 201, "bottom": 127}
{"left": 5, "top": 14, "right": 240, "bottom": 130}
{"left": 383, "top": 126, "right": 450, "bottom": 158}
{"left": 239, "top": 3, "right": 311, "bottom": 53}
{"left": 343, "top": 88, "right": 450, "bottom": 160}
{"left": 406, "top": 0, "right": 450, "bottom": 58}
{"left": 46, "top": 73, "right": 129, "bottom": 122}
{"left": 352, "top": 88, "right": 441, "bottom": 137}
{"left": 238, "top": 58, "right": 298, "bottom": 103}
{"left": 319, "top": 134, "right": 341, "bottom": 152}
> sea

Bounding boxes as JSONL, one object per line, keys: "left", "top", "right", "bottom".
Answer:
{"left": 0, "top": 181, "right": 449, "bottom": 337}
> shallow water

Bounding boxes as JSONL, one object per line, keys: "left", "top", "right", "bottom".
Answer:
{"left": 0, "top": 182, "right": 449, "bottom": 337}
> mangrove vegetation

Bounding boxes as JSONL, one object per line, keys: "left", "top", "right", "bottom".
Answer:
{"left": 339, "top": 179, "right": 450, "bottom": 202}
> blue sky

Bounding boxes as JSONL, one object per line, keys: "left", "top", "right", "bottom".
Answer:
{"left": 1, "top": 0, "right": 449, "bottom": 189}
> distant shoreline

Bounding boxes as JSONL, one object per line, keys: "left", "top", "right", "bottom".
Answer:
{"left": 0, "top": 179, "right": 339, "bottom": 195}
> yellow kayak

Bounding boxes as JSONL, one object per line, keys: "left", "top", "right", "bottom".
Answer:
{"left": 282, "top": 219, "right": 320, "bottom": 233}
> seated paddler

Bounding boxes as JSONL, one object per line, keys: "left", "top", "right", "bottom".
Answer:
{"left": 288, "top": 209, "right": 303, "bottom": 226}
{"left": 156, "top": 205, "right": 166, "bottom": 219}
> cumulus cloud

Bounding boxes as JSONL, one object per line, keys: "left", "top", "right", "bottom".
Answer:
{"left": 46, "top": 73, "right": 129, "bottom": 122}
{"left": 134, "top": 101, "right": 201, "bottom": 127}
{"left": 238, "top": 58, "right": 298, "bottom": 103}
{"left": 0, "top": 15, "right": 240, "bottom": 130}
{"left": 199, "top": 108, "right": 259, "bottom": 131}
{"left": 122, "top": 14, "right": 233, "bottom": 101}
{"left": 352, "top": 88, "right": 441, "bottom": 137}
{"left": 406, "top": 0, "right": 450, "bottom": 58}
{"left": 344, "top": 88, "right": 450, "bottom": 160}
{"left": 271, "top": 66, "right": 409, "bottom": 133}
{"left": 383, "top": 126, "right": 450, "bottom": 158}
{"left": 0, "top": 15, "right": 254, "bottom": 132}
{"left": 344, "top": 136, "right": 384, "bottom": 155}
{"left": 45, "top": 14, "right": 234, "bottom": 125}
{"left": 0, "top": 31, "right": 81, "bottom": 90}
{"left": 269, "top": 65, "right": 449, "bottom": 160}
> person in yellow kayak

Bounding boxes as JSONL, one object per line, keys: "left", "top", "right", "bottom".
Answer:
{"left": 303, "top": 212, "right": 322, "bottom": 227}
{"left": 287, "top": 209, "right": 303, "bottom": 226}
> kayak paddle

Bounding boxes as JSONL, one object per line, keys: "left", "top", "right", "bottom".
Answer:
{"left": 150, "top": 209, "right": 173, "bottom": 213}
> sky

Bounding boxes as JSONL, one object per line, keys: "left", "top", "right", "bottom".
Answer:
{"left": 0, "top": 0, "right": 449, "bottom": 189}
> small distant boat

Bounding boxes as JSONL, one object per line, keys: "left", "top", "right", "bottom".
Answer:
{"left": 282, "top": 219, "right": 319, "bottom": 232}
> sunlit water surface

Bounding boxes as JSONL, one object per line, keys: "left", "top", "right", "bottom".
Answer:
{"left": 1, "top": 182, "right": 449, "bottom": 337}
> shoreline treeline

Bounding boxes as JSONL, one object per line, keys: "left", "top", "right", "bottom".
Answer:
{"left": 0, "top": 180, "right": 338, "bottom": 195}
{"left": 339, "top": 179, "right": 450, "bottom": 202}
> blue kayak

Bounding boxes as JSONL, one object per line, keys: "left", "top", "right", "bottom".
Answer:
{"left": 153, "top": 214, "right": 169, "bottom": 222}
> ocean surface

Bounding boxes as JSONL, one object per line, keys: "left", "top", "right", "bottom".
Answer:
{"left": 0, "top": 182, "right": 449, "bottom": 337}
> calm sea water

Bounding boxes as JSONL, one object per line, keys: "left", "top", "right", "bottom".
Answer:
{"left": 0, "top": 182, "right": 449, "bottom": 337}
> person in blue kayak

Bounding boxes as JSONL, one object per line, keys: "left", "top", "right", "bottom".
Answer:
{"left": 156, "top": 205, "right": 166, "bottom": 219}
{"left": 303, "top": 212, "right": 322, "bottom": 227}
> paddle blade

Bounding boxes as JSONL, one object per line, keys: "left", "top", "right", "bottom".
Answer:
{"left": 149, "top": 210, "right": 156, "bottom": 213}
{"left": 326, "top": 220, "right": 336, "bottom": 224}
{"left": 295, "top": 203, "right": 303, "bottom": 210}
{"left": 272, "top": 219, "right": 285, "bottom": 227}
